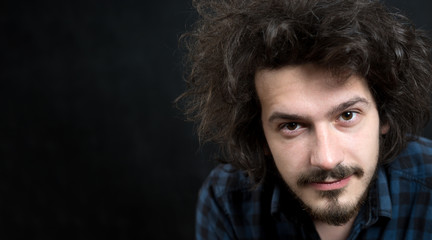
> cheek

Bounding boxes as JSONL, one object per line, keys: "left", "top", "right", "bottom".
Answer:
{"left": 344, "top": 119, "right": 381, "bottom": 166}
{"left": 266, "top": 136, "right": 310, "bottom": 179}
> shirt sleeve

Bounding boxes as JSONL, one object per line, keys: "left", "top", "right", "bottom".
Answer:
{"left": 195, "top": 173, "right": 236, "bottom": 240}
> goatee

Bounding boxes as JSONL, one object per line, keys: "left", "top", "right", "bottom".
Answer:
{"left": 293, "top": 165, "right": 370, "bottom": 225}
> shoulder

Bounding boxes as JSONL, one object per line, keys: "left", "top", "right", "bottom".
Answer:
{"left": 379, "top": 137, "right": 432, "bottom": 238}
{"left": 195, "top": 164, "right": 266, "bottom": 239}
{"left": 200, "top": 164, "right": 254, "bottom": 198}
{"left": 386, "top": 137, "right": 432, "bottom": 189}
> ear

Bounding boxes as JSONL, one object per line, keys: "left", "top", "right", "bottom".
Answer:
{"left": 380, "top": 122, "right": 390, "bottom": 135}
{"left": 264, "top": 146, "right": 270, "bottom": 155}
{"left": 263, "top": 143, "right": 271, "bottom": 156}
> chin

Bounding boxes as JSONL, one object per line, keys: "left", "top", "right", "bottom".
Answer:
{"left": 300, "top": 187, "right": 369, "bottom": 226}
{"left": 308, "top": 198, "right": 364, "bottom": 225}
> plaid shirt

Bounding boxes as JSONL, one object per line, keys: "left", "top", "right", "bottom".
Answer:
{"left": 196, "top": 138, "right": 432, "bottom": 239}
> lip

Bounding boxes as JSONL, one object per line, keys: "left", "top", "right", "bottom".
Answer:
{"left": 309, "top": 176, "right": 351, "bottom": 191}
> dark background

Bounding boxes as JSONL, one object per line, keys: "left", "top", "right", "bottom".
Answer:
{"left": 1, "top": 0, "right": 431, "bottom": 239}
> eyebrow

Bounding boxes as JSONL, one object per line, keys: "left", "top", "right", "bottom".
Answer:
{"left": 267, "top": 96, "right": 370, "bottom": 123}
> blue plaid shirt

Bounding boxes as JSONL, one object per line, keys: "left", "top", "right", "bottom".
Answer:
{"left": 196, "top": 138, "right": 432, "bottom": 239}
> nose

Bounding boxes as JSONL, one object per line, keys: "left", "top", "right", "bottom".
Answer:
{"left": 310, "top": 124, "right": 343, "bottom": 170}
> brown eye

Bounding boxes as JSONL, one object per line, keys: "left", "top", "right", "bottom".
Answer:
{"left": 340, "top": 111, "right": 354, "bottom": 121}
{"left": 284, "top": 122, "right": 299, "bottom": 130}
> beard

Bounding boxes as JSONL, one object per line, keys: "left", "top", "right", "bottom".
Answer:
{"left": 287, "top": 164, "right": 378, "bottom": 226}
{"left": 301, "top": 187, "right": 367, "bottom": 226}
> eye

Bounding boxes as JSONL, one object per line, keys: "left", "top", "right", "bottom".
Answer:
{"left": 278, "top": 121, "right": 306, "bottom": 137}
{"left": 281, "top": 122, "right": 301, "bottom": 131}
{"left": 339, "top": 111, "right": 357, "bottom": 121}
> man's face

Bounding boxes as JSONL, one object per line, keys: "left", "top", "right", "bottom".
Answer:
{"left": 255, "top": 64, "right": 388, "bottom": 225}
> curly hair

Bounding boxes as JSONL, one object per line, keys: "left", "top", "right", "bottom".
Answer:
{"left": 178, "top": 0, "right": 432, "bottom": 184}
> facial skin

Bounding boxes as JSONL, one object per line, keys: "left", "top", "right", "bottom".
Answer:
{"left": 255, "top": 64, "right": 389, "bottom": 226}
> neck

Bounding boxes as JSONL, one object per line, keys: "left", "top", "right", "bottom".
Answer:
{"left": 314, "top": 217, "right": 355, "bottom": 240}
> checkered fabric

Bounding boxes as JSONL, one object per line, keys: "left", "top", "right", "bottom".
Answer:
{"left": 196, "top": 138, "right": 432, "bottom": 239}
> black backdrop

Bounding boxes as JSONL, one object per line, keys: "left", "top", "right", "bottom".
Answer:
{"left": 1, "top": 0, "right": 431, "bottom": 239}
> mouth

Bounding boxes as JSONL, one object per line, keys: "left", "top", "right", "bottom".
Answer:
{"left": 309, "top": 176, "right": 351, "bottom": 191}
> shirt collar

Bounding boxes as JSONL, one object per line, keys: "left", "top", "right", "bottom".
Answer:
{"left": 270, "top": 182, "right": 281, "bottom": 217}
{"left": 374, "top": 166, "right": 392, "bottom": 218}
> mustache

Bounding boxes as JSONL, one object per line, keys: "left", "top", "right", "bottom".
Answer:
{"left": 297, "top": 165, "right": 364, "bottom": 187}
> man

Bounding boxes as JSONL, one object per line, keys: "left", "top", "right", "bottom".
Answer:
{"left": 179, "top": 0, "right": 432, "bottom": 239}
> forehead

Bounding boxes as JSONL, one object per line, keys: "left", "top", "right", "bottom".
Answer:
{"left": 254, "top": 64, "right": 375, "bottom": 116}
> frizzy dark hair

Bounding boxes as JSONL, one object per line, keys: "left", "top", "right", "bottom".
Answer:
{"left": 178, "top": 0, "right": 432, "bottom": 184}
